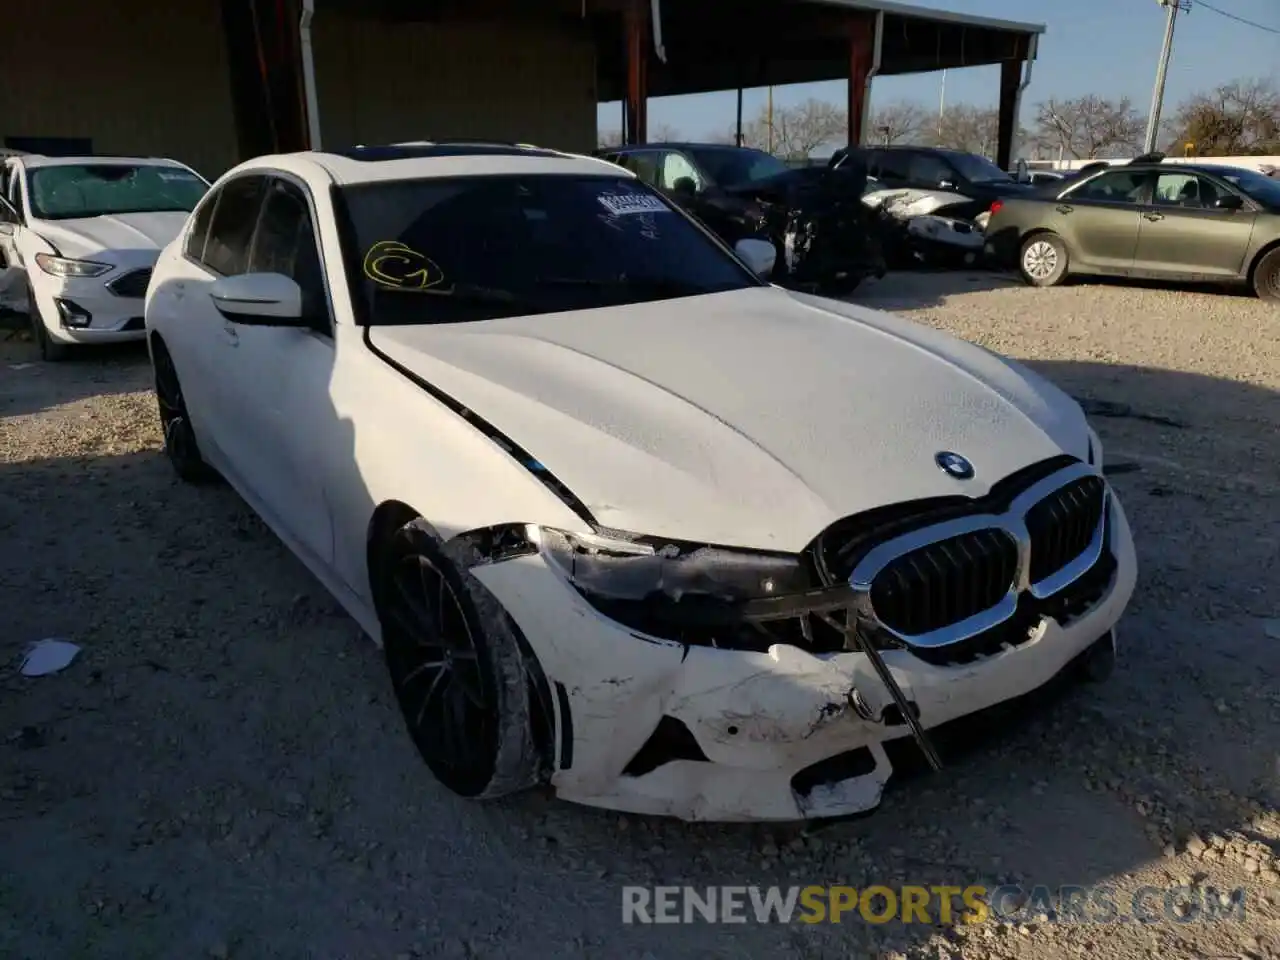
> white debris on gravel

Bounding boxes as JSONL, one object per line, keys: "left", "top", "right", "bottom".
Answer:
{"left": 18, "top": 638, "right": 81, "bottom": 677}
{"left": 1, "top": 276, "right": 1278, "bottom": 960}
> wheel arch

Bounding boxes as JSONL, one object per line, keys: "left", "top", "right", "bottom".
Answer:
{"left": 1246, "top": 238, "right": 1280, "bottom": 285}
{"left": 364, "top": 503, "right": 558, "bottom": 773}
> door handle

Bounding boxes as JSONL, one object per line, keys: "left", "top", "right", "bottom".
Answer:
{"left": 222, "top": 323, "right": 239, "bottom": 346}
{"left": 1143, "top": 212, "right": 1165, "bottom": 222}
{"left": 1055, "top": 204, "right": 1073, "bottom": 215}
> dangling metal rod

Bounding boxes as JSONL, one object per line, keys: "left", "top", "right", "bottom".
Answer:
{"left": 818, "top": 611, "right": 943, "bottom": 772}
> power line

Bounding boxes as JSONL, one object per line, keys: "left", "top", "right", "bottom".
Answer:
{"left": 1193, "top": 0, "right": 1280, "bottom": 35}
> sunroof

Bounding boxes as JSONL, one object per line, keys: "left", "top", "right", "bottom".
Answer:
{"left": 326, "top": 142, "right": 563, "bottom": 162}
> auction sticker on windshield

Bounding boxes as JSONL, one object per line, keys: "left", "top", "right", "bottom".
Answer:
{"left": 597, "top": 192, "right": 670, "bottom": 216}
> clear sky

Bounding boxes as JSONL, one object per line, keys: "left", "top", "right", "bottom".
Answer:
{"left": 598, "top": 0, "right": 1280, "bottom": 142}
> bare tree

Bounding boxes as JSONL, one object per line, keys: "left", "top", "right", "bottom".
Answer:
{"left": 597, "top": 121, "right": 683, "bottom": 149}
{"left": 1031, "top": 95, "right": 1145, "bottom": 160}
{"left": 720, "top": 98, "right": 847, "bottom": 158}
{"left": 867, "top": 100, "right": 926, "bottom": 146}
{"left": 1165, "top": 78, "right": 1280, "bottom": 156}
{"left": 929, "top": 104, "right": 1002, "bottom": 157}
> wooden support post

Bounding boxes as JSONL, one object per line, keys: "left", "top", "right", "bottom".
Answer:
{"left": 847, "top": 16, "right": 873, "bottom": 147}
{"left": 624, "top": 0, "right": 648, "bottom": 144}
{"left": 996, "top": 57, "right": 1022, "bottom": 169}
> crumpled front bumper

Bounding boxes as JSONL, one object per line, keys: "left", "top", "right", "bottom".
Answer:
{"left": 470, "top": 497, "right": 1137, "bottom": 822}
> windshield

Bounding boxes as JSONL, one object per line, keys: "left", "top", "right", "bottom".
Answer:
{"left": 1213, "top": 167, "right": 1280, "bottom": 209}
{"left": 339, "top": 174, "right": 761, "bottom": 325}
{"left": 27, "top": 164, "right": 209, "bottom": 220}
{"left": 945, "top": 151, "right": 1012, "bottom": 183}
{"left": 685, "top": 147, "right": 790, "bottom": 187}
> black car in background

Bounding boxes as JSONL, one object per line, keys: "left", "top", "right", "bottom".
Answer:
{"left": 832, "top": 144, "right": 1036, "bottom": 221}
{"left": 596, "top": 142, "right": 885, "bottom": 295}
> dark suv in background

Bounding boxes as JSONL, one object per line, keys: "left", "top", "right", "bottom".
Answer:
{"left": 832, "top": 145, "right": 1035, "bottom": 220}
{"left": 597, "top": 141, "right": 885, "bottom": 294}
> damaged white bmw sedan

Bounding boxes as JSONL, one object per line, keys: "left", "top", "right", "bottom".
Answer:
{"left": 144, "top": 142, "right": 1137, "bottom": 822}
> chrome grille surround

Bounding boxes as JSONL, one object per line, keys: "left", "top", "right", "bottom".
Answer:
{"left": 848, "top": 462, "right": 1110, "bottom": 650}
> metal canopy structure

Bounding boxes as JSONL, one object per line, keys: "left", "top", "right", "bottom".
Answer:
{"left": 593, "top": 0, "right": 1044, "bottom": 168}
{"left": 595, "top": 0, "right": 1044, "bottom": 100}
{"left": 241, "top": 0, "right": 1044, "bottom": 169}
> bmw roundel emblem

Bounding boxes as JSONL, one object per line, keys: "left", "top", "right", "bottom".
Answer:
{"left": 935, "top": 451, "right": 975, "bottom": 480}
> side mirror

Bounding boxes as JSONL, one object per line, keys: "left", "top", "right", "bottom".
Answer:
{"left": 1213, "top": 194, "right": 1244, "bottom": 211}
{"left": 734, "top": 237, "right": 776, "bottom": 278}
{"left": 209, "top": 272, "right": 305, "bottom": 325}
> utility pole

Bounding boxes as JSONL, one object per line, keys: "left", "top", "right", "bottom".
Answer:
{"left": 1144, "top": 0, "right": 1188, "bottom": 154}
{"left": 938, "top": 69, "right": 947, "bottom": 141}
{"left": 767, "top": 86, "right": 775, "bottom": 153}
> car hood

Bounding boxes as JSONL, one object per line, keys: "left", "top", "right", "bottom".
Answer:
{"left": 32, "top": 211, "right": 189, "bottom": 258}
{"left": 369, "top": 286, "right": 1089, "bottom": 551}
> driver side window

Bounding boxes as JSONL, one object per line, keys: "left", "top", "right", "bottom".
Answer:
{"left": 247, "top": 178, "right": 329, "bottom": 330}
{"left": 1068, "top": 170, "right": 1149, "bottom": 205}
{"left": 908, "top": 153, "right": 955, "bottom": 187}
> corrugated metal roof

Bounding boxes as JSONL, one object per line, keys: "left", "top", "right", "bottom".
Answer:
{"left": 804, "top": 0, "right": 1046, "bottom": 36}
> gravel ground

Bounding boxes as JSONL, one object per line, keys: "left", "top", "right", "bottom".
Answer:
{"left": 2, "top": 273, "right": 1278, "bottom": 960}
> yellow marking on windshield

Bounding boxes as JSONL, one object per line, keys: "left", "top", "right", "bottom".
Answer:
{"left": 362, "top": 240, "right": 445, "bottom": 289}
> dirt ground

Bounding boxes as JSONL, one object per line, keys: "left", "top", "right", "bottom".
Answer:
{"left": 2, "top": 273, "right": 1278, "bottom": 960}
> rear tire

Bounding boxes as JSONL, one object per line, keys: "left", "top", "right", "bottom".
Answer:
{"left": 1253, "top": 248, "right": 1280, "bottom": 303}
{"left": 28, "top": 282, "right": 70, "bottom": 361}
{"left": 376, "top": 521, "right": 546, "bottom": 800}
{"left": 1018, "top": 233, "right": 1069, "bottom": 288}
{"left": 152, "top": 340, "right": 217, "bottom": 483}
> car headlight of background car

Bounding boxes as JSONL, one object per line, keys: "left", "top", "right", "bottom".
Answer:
{"left": 536, "top": 527, "right": 815, "bottom": 637}
{"left": 34, "top": 252, "right": 113, "bottom": 278}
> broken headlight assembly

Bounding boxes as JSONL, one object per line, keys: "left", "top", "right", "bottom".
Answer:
{"left": 535, "top": 527, "right": 823, "bottom": 639}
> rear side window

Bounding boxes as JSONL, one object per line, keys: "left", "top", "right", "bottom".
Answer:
{"left": 876, "top": 151, "right": 912, "bottom": 180}
{"left": 184, "top": 195, "right": 218, "bottom": 260}
{"left": 202, "top": 175, "right": 266, "bottom": 276}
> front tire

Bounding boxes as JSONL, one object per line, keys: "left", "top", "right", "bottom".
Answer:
{"left": 152, "top": 340, "right": 217, "bottom": 483}
{"left": 1253, "top": 248, "right": 1280, "bottom": 303}
{"left": 377, "top": 521, "right": 545, "bottom": 800}
{"left": 1018, "top": 233, "right": 1069, "bottom": 288}
{"left": 27, "top": 282, "right": 69, "bottom": 361}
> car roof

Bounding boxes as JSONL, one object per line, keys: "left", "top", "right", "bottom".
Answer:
{"left": 247, "top": 141, "right": 630, "bottom": 186}
{"left": 19, "top": 154, "right": 190, "bottom": 170}
{"left": 605, "top": 142, "right": 764, "bottom": 153}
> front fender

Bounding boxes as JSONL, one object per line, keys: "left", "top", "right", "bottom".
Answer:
{"left": 326, "top": 332, "right": 593, "bottom": 609}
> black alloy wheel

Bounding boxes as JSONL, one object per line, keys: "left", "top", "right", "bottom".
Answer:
{"left": 153, "top": 342, "right": 216, "bottom": 482}
{"left": 381, "top": 531, "right": 505, "bottom": 798}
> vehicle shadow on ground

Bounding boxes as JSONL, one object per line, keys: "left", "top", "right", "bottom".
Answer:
{"left": 1, "top": 360, "right": 1276, "bottom": 959}
{"left": 0, "top": 319, "right": 151, "bottom": 418}
{"left": 851, "top": 268, "right": 1023, "bottom": 311}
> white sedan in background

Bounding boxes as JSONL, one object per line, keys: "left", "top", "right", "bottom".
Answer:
{"left": 143, "top": 142, "right": 1136, "bottom": 822}
{"left": 0, "top": 154, "right": 208, "bottom": 360}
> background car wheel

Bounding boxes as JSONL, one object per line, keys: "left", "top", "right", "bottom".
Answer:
{"left": 1019, "top": 233, "right": 1069, "bottom": 288}
{"left": 377, "top": 520, "right": 546, "bottom": 800}
{"left": 27, "top": 282, "right": 69, "bottom": 361}
{"left": 152, "top": 340, "right": 217, "bottom": 483}
{"left": 1253, "top": 248, "right": 1280, "bottom": 303}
